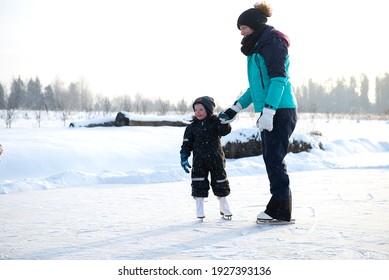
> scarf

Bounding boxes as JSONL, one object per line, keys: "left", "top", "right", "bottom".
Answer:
{"left": 240, "top": 25, "right": 267, "bottom": 56}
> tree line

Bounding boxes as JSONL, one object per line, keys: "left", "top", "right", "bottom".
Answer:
{"left": 1, "top": 73, "right": 389, "bottom": 115}
{"left": 0, "top": 77, "right": 193, "bottom": 115}
{"left": 295, "top": 73, "right": 389, "bottom": 115}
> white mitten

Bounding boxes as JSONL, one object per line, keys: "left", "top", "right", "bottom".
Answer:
{"left": 256, "top": 108, "right": 276, "bottom": 131}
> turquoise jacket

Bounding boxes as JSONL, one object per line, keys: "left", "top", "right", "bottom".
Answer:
{"left": 237, "top": 26, "right": 297, "bottom": 112}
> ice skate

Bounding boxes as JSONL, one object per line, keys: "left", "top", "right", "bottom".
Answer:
{"left": 218, "top": 196, "right": 232, "bottom": 220}
{"left": 195, "top": 197, "right": 205, "bottom": 221}
{"left": 256, "top": 211, "right": 295, "bottom": 224}
{"left": 256, "top": 211, "right": 273, "bottom": 221}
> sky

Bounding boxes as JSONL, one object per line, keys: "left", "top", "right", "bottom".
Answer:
{"left": 1, "top": 0, "right": 388, "bottom": 106}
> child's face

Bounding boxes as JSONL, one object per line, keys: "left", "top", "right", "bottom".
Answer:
{"left": 194, "top": 103, "right": 207, "bottom": 120}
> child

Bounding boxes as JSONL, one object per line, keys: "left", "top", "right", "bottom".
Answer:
{"left": 180, "top": 96, "right": 232, "bottom": 220}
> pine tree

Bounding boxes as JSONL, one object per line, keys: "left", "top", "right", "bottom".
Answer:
{"left": 9, "top": 77, "right": 25, "bottom": 109}
{"left": 0, "top": 83, "right": 6, "bottom": 109}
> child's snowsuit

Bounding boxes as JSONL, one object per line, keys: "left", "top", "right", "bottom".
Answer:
{"left": 180, "top": 115, "right": 231, "bottom": 197}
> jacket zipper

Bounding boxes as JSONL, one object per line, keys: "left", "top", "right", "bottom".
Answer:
{"left": 254, "top": 55, "right": 265, "bottom": 90}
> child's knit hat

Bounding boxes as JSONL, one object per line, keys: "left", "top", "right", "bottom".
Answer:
{"left": 192, "top": 96, "right": 215, "bottom": 115}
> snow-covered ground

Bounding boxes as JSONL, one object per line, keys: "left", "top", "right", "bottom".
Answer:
{"left": 1, "top": 111, "right": 389, "bottom": 267}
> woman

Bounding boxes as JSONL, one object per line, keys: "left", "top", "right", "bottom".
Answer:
{"left": 219, "top": 2, "right": 298, "bottom": 222}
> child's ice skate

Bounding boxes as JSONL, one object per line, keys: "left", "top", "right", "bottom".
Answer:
{"left": 218, "top": 196, "right": 232, "bottom": 220}
{"left": 195, "top": 197, "right": 205, "bottom": 221}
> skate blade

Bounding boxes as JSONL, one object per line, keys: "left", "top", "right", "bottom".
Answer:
{"left": 220, "top": 212, "right": 232, "bottom": 220}
{"left": 256, "top": 218, "right": 295, "bottom": 225}
{"left": 197, "top": 216, "right": 205, "bottom": 222}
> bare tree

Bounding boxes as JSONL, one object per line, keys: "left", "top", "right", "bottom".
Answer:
{"left": 52, "top": 77, "right": 68, "bottom": 111}
{"left": 112, "top": 95, "right": 132, "bottom": 112}
{"left": 133, "top": 93, "right": 151, "bottom": 114}
{"left": 122, "top": 95, "right": 132, "bottom": 112}
{"left": 375, "top": 73, "right": 389, "bottom": 115}
{"left": 35, "top": 109, "right": 42, "bottom": 128}
{"left": 102, "top": 97, "right": 112, "bottom": 115}
{"left": 156, "top": 98, "right": 170, "bottom": 115}
{"left": 176, "top": 98, "right": 189, "bottom": 115}
{"left": 5, "top": 104, "right": 15, "bottom": 128}
{"left": 78, "top": 77, "right": 93, "bottom": 112}
{"left": 67, "top": 82, "right": 81, "bottom": 111}
{"left": 61, "top": 111, "right": 68, "bottom": 127}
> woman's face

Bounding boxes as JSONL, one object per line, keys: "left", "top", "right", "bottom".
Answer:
{"left": 194, "top": 103, "right": 207, "bottom": 120}
{"left": 240, "top": 25, "right": 254, "bottom": 37}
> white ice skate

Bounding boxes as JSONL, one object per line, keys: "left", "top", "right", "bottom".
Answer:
{"left": 256, "top": 211, "right": 295, "bottom": 225}
{"left": 256, "top": 211, "right": 273, "bottom": 221}
{"left": 218, "top": 196, "right": 232, "bottom": 220}
{"left": 195, "top": 197, "right": 205, "bottom": 221}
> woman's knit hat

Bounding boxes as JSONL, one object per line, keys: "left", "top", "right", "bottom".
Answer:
{"left": 237, "top": 2, "right": 272, "bottom": 30}
{"left": 193, "top": 96, "right": 215, "bottom": 115}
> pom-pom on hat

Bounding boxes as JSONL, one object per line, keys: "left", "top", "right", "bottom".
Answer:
{"left": 193, "top": 96, "right": 216, "bottom": 115}
{"left": 237, "top": 2, "right": 272, "bottom": 30}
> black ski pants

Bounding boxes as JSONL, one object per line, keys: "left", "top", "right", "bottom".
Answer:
{"left": 261, "top": 108, "right": 297, "bottom": 221}
{"left": 191, "top": 153, "right": 230, "bottom": 198}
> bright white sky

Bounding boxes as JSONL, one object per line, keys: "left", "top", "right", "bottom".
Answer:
{"left": 1, "top": 0, "right": 388, "bottom": 106}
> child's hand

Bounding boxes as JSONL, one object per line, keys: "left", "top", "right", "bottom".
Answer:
{"left": 180, "top": 152, "right": 191, "bottom": 173}
{"left": 218, "top": 102, "right": 242, "bottom": 124}
{"left": 181, "top": 160, "right": 191, "bottom": 173}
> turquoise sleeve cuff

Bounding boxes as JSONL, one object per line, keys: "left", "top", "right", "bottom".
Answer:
{"left": 236, "top": 88, "right": 252, "bottom": 109}
{"left": 265, "top": 77, "right": 287, "bottom": 109}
